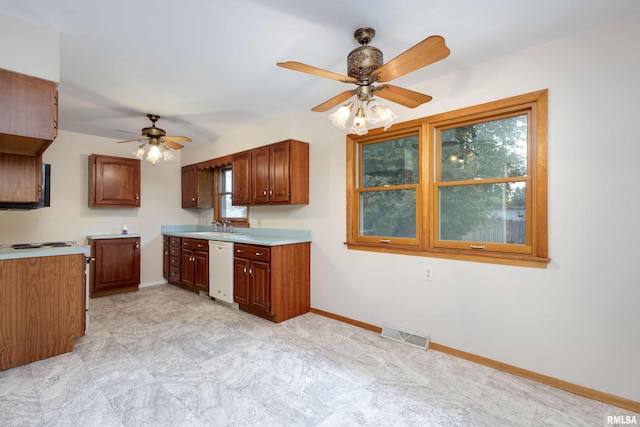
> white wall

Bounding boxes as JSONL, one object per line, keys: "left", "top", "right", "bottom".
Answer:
{"left": 0, "top": 13, "right": 60, "bottom": 82}
{"left": 0, "top": 130, "right": 197, "bottom": 286}
{"left": 185, "top": 15, "right": 640, "bottom": 402}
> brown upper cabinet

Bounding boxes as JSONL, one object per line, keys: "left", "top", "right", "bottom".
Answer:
{"left": 0, "top": 153, "right": 42, "bottom": 203}
{"left": 181, "top": 164, "right": 213, "bottom": 208}
{"left": 0, "top": 68, "right": 58, "bottom": 156}
{"left": 88, "top": 154, "right": 141, "bottom": 207}
{"left": 232, "top": 139, "right": 309, "bottom": 206}
{"left": 231, "top": 151, "right": 252, "bottom": 205}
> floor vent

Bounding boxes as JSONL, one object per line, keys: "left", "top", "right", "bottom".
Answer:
{"left": 381, "top": 324, "right": 430, "bottom": 351}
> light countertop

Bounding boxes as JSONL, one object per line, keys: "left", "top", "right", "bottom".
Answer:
{"left": 0, "top": 245, "right": 90, "bottom": 261}
{"left": 87, "top": 233, "right": 142, "bottom": 240}
{"left": 161, "top": 225, "right": 311, "bottom": 247}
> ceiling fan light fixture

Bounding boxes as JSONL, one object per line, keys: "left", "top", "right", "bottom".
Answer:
{"left": 117, "top": 114, "right": 190, "bottom": 165}
{"left": 349, "top": 105, "right": 368, "bottom": 135}
{"left": 366, "top": 99, "right": 397, "bottom": 130}
{"left": 328, "top": 101, "right": 354, "bottom": 129}
{"left": 146, "top": 144, "right": 162, "bottom": 165}
{"left": 133, "top": 145, "right": 146, "bottom": 159}
{"left": 162, "top": 148, "right": 175, "bottom": 162}
{"left": 328, "top": 94, "right": 397, "bottom": 135}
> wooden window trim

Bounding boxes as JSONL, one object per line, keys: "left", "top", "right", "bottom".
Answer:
{"left": 212, "top": 164, "right": 249, "bottom": 228}
{"left": 346, "top": 90, "right": 549, "bottom": 268}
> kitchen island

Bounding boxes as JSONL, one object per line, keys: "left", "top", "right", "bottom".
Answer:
{"left": 0, "top": 244, "right": 88, "bottom": 371}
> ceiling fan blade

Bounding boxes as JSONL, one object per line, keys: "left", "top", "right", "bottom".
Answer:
{"left": 311, "top": 90, "right": 356, "bottom": 112}
{"left": 277, "top": 61, "right": 357, "bottom": 84}
{"left": 374, "top": 84, "right": 432, "bottom": 108}
{"left": 162, "top": 135, "right": 192, "bottom": 143}
{"left": 117, "top": 138, "right": 149, "bottom": 144}
{"left": 372, "top": 35, "right": 450, "bottom": 82}
{"left": 161, "top": 141, "right": 184, "bottom": 150}
{"left": 116, "top": 129, "right": 144, "bottom": 136}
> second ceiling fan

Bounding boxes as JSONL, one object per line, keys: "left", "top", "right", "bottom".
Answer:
{"left": 277, "top": 27, "right": 450, "bottom": 134}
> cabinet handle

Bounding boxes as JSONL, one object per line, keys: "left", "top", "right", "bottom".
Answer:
{"left": 269, "top": 189, "right": 273, "bottom": 195}
{"left": 470, "top": 245, "right": 486, "bottom": 250}
{"left": 197, "top": 244, "right": 203, "bottom": 248}
{"left": 192, "top": 197, "right": 196, "bottom": 201}
{"left": 249, "top": 266, "right": 254, "bottom": 275}
{"left": 135, "top": 194, "right": 139, "bottom": 201}
{"left": 379, "top": 239, "right": 391, "bottom": 243}
{"left": 165, "top": 251, "right": 168, "bottom": 255}
{"left": 243, "top": 266, "right": 247, "bottom": 274}
{"left": 263, "top": 190, "right": 267, "bottom": 196}
{"left": 255, "top": 252, "right": 263, "bottom": 256}
{"left": 135, "top": 242, "right": 139, "bottom": 249}
{"left": 236, "top": 249, "right": 244, "bottom": 253}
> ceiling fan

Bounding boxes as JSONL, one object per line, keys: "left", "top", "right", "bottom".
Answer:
{"left": 116, "top": 114, "right": 192, "bottom": 164}
{"left": 117, "top": 114, "right": 192, "bottom": 149}
{"left": 277, "top": 27, "right": 450, "bottom": 134}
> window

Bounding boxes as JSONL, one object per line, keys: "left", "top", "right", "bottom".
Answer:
{"left": 346, "top": 90, "right": 549, "bottom": 267}
{"left": 353, "top": 129, "right": 422, "bottom": 246}
{"left": 214, "top": 166, "right": 248, "bottom": 227}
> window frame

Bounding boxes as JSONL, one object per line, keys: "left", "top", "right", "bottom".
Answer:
{"left": 213, "top": 164, "right": 249, "bottom": 228}
{"left": 346, "top": 89, "right": 549, "bottom": 268}
{"left": 355, "top": 128, "right": 423, "bottom": 247}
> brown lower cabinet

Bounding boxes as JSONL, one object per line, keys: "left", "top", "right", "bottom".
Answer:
{"left": 0, "top": 254, "right": 85, "bottom": 371}
{"left": 89, "top": 236, "right": 140, "bottom": 298}
{"left": 163, "top": 235, "right": 209, "bottom": 294}
{"left": 234, "top": 242, "right": 310, "bottom": 323}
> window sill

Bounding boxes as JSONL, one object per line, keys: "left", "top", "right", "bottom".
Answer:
{"left": 345, "top": 242, "right": 550, "bottom": 268}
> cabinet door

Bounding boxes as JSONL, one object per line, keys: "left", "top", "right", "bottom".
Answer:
{"left": 193, "top": 251, "right": 209, "bottom": 292}
{"left": 0, "top": 69, "right": 58, "bottom": 156}
{"left": 182, "top": 165, "right": 213, "bottom": 209}
{"left": 89, "top": 154, "right": 141, "bottom": 207}
{"left": 269, "top": 141, "right": 290, "bottom": 203}
{"left": 250, "top": 260, "right": 271, "bottom": 314}
{"left": 181, "top": 248, "right": 195, "bottom": 287}
{"left": 251, "top": 145, "right": 270, "bottom": 204}
{"left": 181, "top": 164, "right": 197, "bottom": 208}
{"left": 0, "top": 153, "right": 42, "bottom": 202}
{"left": 233, "top": 257, "right": 250, "bottom": 305}
{"left": 232, "top": 151, "right": 252, "bottom": 205}
{"left": 92, "top": 238, "right": 140, "bottom": 294}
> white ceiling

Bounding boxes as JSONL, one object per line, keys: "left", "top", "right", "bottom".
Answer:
{"left": 1, "top": 0, "right": 639, "bottom": 145}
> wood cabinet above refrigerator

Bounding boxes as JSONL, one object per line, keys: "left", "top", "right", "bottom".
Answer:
{"left": 0, "top": 68, "right": 58, "bottom": 156}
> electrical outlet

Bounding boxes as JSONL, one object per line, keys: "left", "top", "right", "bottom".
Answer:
{"left": 424, "top": 266, "right": 433, "bottom": 281}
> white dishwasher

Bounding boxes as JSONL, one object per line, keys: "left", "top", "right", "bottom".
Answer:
{"left": 208, "top": 240, "right": 234, "bottom": 303}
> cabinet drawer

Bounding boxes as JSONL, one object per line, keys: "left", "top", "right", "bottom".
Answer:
{"left": 234, "top": 244, "right": 270, "bottom": 262}
{"left": 163, "top": 235, "right": 169, "bottom": 245}
{"left": 169, "top": 266, "right": 181, "bottom": 282}
{"left": 170, "top": 256, "right": 180, "bottom": 267}
{"left": 182, "top": 238, "right": 209, "bottom": 252}
{"left": 169, "top": 237, "right": 181, "bottom": 247}
{"left": 169, "top": 247, "right": 180, "bottom": 257}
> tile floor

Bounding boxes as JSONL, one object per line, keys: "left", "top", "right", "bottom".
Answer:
{"left": 1, "top": 284, "right": 637, "bottom": 426}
